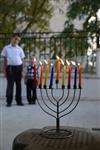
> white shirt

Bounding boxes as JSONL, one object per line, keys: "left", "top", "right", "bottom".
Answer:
{"left": 1, "top": 44, "right": 25, "bottom": 65}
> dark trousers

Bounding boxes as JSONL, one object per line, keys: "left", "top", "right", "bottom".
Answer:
{"left": 6, "top": 65, "right": 22, "bottom": 104}
{"left": 26, "top": 79, "right": 37, "bottom": 103}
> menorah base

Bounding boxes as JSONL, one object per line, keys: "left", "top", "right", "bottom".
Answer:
{"left": 40, "top": 126, "right": 73, "bottom": 139}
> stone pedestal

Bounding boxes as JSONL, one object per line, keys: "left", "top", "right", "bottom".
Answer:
{"left": 12, "top": 126, "right": 100, "bottom": 150}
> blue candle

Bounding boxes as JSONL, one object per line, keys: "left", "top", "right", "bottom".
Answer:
{"left": 73, "top": 66, "right": 77, "bottom": 89}
{"left": 49, "top": 65, "right": 54, "bottom": 89}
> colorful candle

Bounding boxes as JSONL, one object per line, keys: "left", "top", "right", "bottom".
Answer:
{"left": 49, "top": 64, "right": 54, "bottom": 89}
{"left": 73, "top": 66, "right": 77, "bottom": 89}
{"left": 78, "top": 64, "right": 82, "bottom": 89}
{"left": 39, "top": 63, "right": 43, "bottom": 88}
{"left": 62, "top": 63, "right": 66, "bottom": 88}
{"left": 34, "top": 63, "right": 36, "bottom": 88}
{"left": 67, "top": 64, "right": 72, "bottom": 89}
{"left": 56, "top": 56, "right": 61, "bottom": 84}
{"left": 44, "top": 61, "right": 49, "bottom": 88}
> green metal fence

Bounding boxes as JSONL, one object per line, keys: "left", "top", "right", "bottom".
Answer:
{"left": 0, "top": 32, "right": 99, "bottom": 74}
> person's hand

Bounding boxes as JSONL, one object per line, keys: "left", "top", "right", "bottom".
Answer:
{"left": 21, "top": 72, "right": 24, "bottom": 79}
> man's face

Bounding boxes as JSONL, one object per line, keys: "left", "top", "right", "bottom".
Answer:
{"left": 11, "top": 36, "right": 21, "bottom": 46}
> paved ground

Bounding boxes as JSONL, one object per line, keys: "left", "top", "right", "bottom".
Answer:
{"left": 0, "top": 97, "right": 100, "bottom": 150}
{"left": 0, "top": 75, "right": 100, "bottom": 150}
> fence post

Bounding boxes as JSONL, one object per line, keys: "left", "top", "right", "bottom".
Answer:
{"left": 96, "top": 48, "right": 100, "bottom": 77}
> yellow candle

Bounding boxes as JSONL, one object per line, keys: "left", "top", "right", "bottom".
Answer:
{"left": 44, "top": 61, "right": 49, "bottom": 88}
{"left": 62, "top": 64, "right": 66, "bottom": 88}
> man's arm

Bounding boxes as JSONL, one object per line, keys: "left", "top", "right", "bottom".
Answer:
{"left": 21, "top": 58, "right": 25, "bottom": 79}
{"left": 3, "top": 57, "right": 7, "bottom": 78}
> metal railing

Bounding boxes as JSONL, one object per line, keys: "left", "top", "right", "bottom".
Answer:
{"left": 0, "top": 31, "right": 99, "bottom": 74}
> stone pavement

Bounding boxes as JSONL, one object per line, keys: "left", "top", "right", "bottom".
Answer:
{"left": 0, "top": 97, "right": 100, "bottom": 150}
{"left": 0, "top": 74, "right": 100, "bottom": 150}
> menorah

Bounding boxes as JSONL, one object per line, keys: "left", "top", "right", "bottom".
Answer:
{"left": 34, "top": 57, "right": 82, "bottom": 139}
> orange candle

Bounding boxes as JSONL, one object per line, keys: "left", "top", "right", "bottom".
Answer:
{"left": 39, "top": 64, "right": 43, "bottom": 88}
{"left": 56, "top": 57, "right": 61, "bottom": 84}
{"left": 78, "top": 64, "right": 82, "bottom": 88}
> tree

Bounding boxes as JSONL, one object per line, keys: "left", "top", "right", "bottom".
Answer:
{"left": 64, "top": 0, "right": 100, "bottom": 41}
{"left": 66, "top": 0, "right": 100, "bottom": 32}
{"left": 0, "top": 0, "right": 54, "bottom": 33}
{"left": 62, "top": 0, "right": 100, "bottom": 72}
{"left": 59, "top": 0, "right": 100, "bottom": 55}
{"left": 0, "top": 0, "right": 57, "bottom": 55}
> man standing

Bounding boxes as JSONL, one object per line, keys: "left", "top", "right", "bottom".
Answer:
{"left": 1, "top": 33, "right": 25, "bottom": 107}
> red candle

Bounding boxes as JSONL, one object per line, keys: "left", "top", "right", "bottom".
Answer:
{"left": 62, "top": 64, "right": 66, "bottom": 88}
{"left": 34, "top": 64, "right": 36, "bottom": 88}
{"left": 78, "top": 64, "right": 82, "bottom": 88}
{"left": 67, "top": 64, "right": 72, "bottom": 89}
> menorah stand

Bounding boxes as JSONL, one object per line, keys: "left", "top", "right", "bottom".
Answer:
{"left": 37, "top": 86, "right": 81, "bottom": 139}
{"left": 40, "top": 126, "right": 73, "bottom": 139}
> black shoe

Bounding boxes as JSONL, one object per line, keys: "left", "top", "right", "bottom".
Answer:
{"left": 28, "top": 101, "right": 35, "bottom": 104}
{"left": 29, "top": 101, "right": 32, "bottom": 104}
{"left": 17, "top": 103, "right": 24, "bottom": 106}
{"left": 32, "top": 101, "right": 36, "bottom": 104}
{"left": 6, "top": 103, "right": 11, "bottom": 107}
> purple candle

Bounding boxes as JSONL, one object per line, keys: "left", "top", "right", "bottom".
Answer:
{"left": 49, "top": 64, "right": 54, "bottom": 89}
{"left": 73, "top": 66, "right": 77, "bottom": 89}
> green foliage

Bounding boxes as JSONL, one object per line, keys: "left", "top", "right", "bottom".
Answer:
{"left": 66, "top": 0, "right": 100, "bottom": 31}
{"left": 62, "top": 0, "right": 100, "bottom": 56}
{"left": 0, "top": 0, "right": 54, "bottom": 33}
